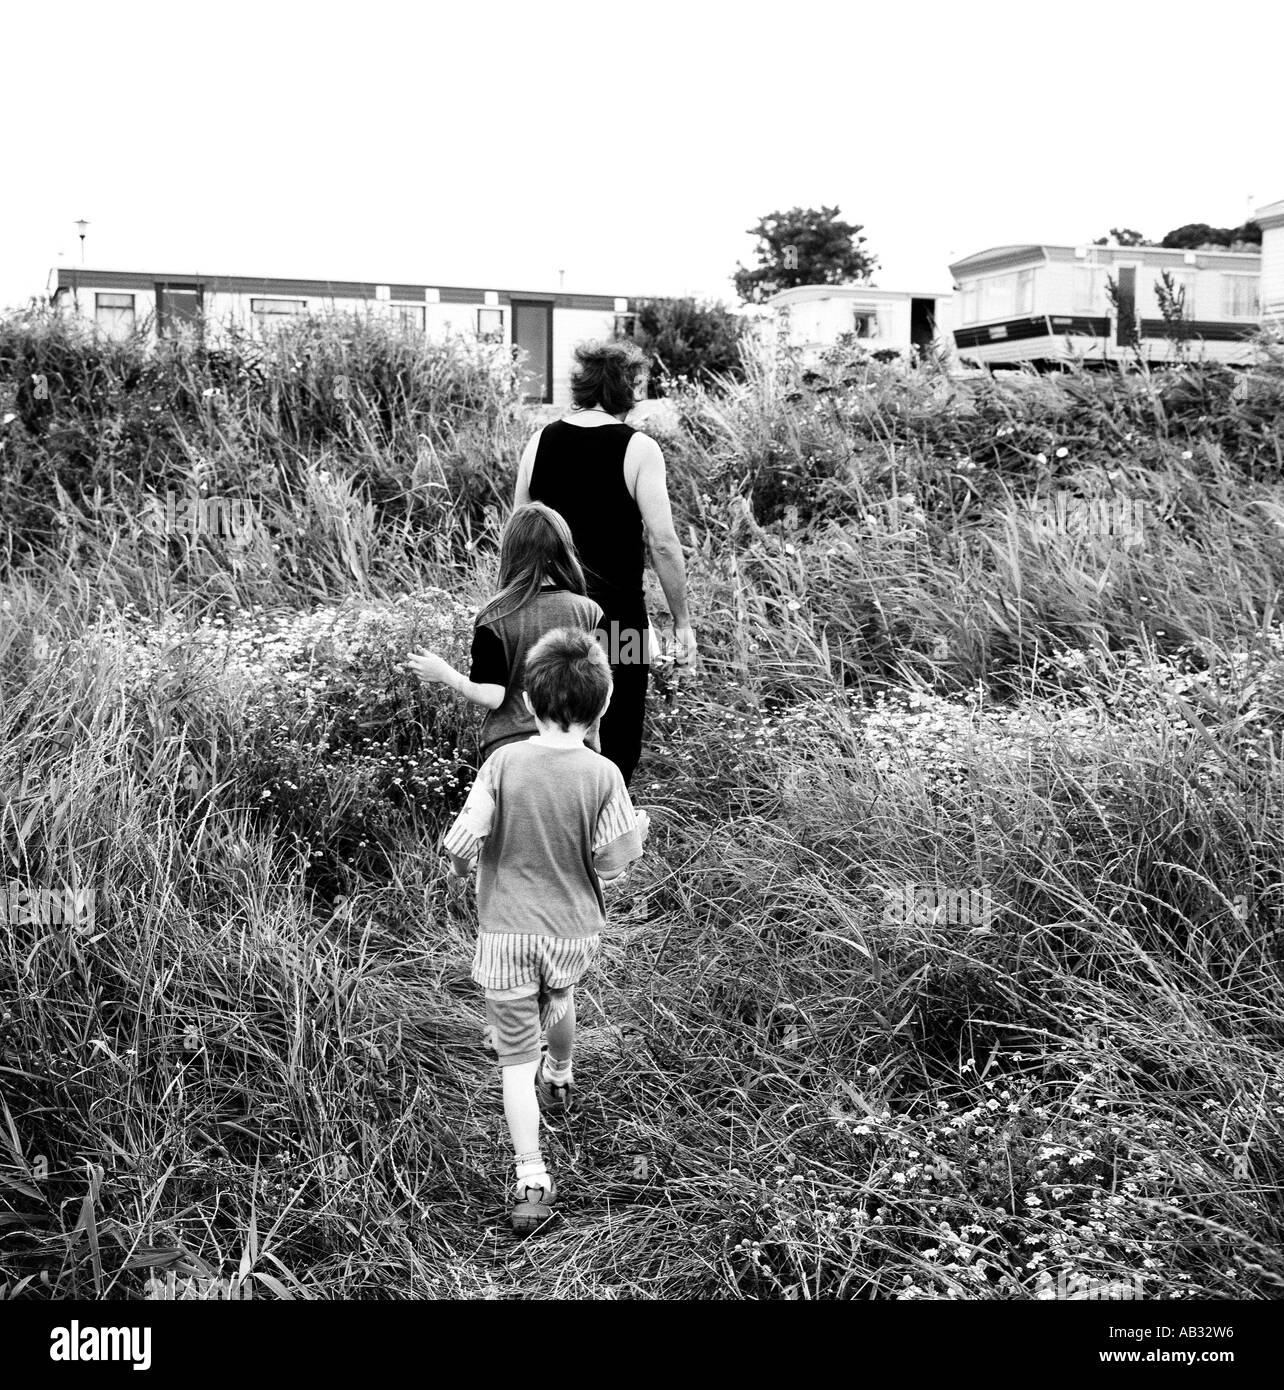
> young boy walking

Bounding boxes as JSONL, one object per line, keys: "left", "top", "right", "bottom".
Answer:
{"left": 441, "top": 627, "right": 648, "bottom": 1232}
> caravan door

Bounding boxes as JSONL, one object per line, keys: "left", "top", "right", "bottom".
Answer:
{"left": 511, "top": 300, "right": 554, "bottom": 403}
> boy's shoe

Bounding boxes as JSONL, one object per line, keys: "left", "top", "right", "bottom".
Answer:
{"left": 535, "top": 1052, "right": 574, "bottom": 1111}
{"left": 511, "top": 1172, "right": 558, "bottom": 1235}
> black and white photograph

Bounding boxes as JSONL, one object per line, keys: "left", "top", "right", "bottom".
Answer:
{"left": 1, "top": 0, "right": 1282, "bottom": 1356}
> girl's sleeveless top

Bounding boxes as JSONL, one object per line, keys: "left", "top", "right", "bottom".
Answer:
{"left": 528, "top": 421, "right": 644, "bottom": 616}
{"left": 469, "top": 588, "right": 605, "bottom": 753}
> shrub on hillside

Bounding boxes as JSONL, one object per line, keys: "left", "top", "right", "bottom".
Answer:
{"left": 623, "top": 297, "right": 747, "bottom": 395}
{"left": 659, "top": 333, "right": 1284, "bottom": 534}
{"left": 0, "top": 307, "right": 524, "bottom": 564}
{"left": 27, "top": 590, "right": 480, "bottom": 895}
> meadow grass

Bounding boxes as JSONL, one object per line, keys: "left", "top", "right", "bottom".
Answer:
{"left": 0, "top": 310, "right": 1281, "bottom": 1299}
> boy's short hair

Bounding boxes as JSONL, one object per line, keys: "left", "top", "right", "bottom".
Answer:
{"left": 524, "top": 627, "right": 612, "bottom": 730}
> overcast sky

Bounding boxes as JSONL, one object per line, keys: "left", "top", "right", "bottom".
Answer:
{"left": 4, "top": 0, "right": 1281, "bottom": 312}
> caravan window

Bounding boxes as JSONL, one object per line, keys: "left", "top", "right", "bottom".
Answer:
{"left": 959, "top": 282, "right": 979, "bottom": 323}
{"left": 1164, "top": 271, "right": 1197, "bottom": 318}
{"left": 1016, "top": 269, "right": 1035, "bottom": 315}
{"left": 1222, "top": 276, "right": 1259, "bottom": 317}
{"left": 252, "top": 298, "right": 307, "bottom": 330}
{"left": 1073, "top": 267, "right": 1104, "bottom": 313}
{"left": 980, "top": 274, "right": 1016, "bottom": 321}
{"left": 96, "top": 292, "right": 135, "bottom": 339}
{"left": 157, "top": 285, "right": 203, "bottom": 338}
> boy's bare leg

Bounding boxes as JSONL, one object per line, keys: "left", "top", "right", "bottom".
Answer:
{"left": 490, "top": 990, "right": 555, "bottom": 1214}
{"left": 546, "top": 990, "right": 576, "bottom": 1067}
{"left": 501, "top": 1059, "right": 541, "bottom": 1158}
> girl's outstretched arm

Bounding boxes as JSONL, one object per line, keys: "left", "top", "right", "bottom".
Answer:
{"left": 406, "top": 651, "right": 505, "bottom": 710}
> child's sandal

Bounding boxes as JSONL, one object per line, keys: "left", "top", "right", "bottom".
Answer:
{"left": 510, "top": 1174, "right": 558, "bottom": 1235}
{"left": 535, "top": 1053, "right": 574, "bottom": 1111}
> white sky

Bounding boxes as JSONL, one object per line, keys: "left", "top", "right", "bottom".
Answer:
{"left": 4, "top": 0, "right": 1282, "bottom": 312}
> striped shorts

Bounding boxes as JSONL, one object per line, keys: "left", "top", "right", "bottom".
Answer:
{"left": 472, "top": 932, "right": 601, "bottom": 1067}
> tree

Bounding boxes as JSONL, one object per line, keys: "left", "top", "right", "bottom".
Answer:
{"left": 1093, "top": 228, "right": 1150, "bottom": 246}
{"left": 1160, "top": 221, "right": 1261, "bottom": 249}
{"left": 733, "top": 206, "right": 877, "bottom": 304}
{"left": 1161, "top": 223, "right": 1226, "bottom": 250}
{"left": 619, "top": 297, "right": 746, "bottom": 394}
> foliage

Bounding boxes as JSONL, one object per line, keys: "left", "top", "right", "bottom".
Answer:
{"left": 2, "top": 312, "right": 1284, "bottom": 1299}
{"left": 1093, "top": 228, "right": 1151, "bottom": 247}
{"left": 733, "top": 206, "right": 878, "bottom": 304}
{"left": 1160, "top": 221, "right": 1261, "bottom": 250}
{"left": 0, "top": 305, "right": 524, "bottom": 571}
{"left": 1092, "top": 222, "right": 1261, "bottom": 250}
{"left": 622, "top": 297, "right": 748, "bottom": 394}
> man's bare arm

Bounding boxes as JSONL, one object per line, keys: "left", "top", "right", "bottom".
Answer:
{"left": 632, "top": 437, "right": 695, "bottom": 654}
{"left": 514, "top": 431, "right": 540, "bottom": 507}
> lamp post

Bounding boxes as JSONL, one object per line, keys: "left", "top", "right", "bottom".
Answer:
{"left": 69, "top": 219, "right": 89, "bottom": 310}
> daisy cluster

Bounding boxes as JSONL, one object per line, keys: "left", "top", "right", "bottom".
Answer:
{"left": 854, "top": 687, "right": 1110, "bottom": 797}
{"left": 852, "top": 627, "right": 1283, "bottom": 795}
{"left": 73, "top": 590, "right": 474, "bottom": 712}
{"left": 55, "top": 591, "right": 479, "bottom": 865}
{"left": 726, "top": 1062, "right": 1209, "bottom": 1299}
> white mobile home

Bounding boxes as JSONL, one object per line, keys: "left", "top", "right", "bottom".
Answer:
{"left": 52, "top": 267, "right": 639, "bottom": 406}
{"left": 948, "top": 238, "right": 1264, "bottom": 368}
{"left": 1259, "top": 198, "right": 1284, "bottom": 325}
{"left": 763, "top": 283, "right": 956, "bottom": 362}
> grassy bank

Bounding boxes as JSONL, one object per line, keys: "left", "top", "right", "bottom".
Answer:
{"left": 1, "top": 310, "right": 1282, "bottom": 1299}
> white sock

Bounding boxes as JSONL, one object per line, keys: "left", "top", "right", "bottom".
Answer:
{"left": 514, "top": 1150, "right": 552, "bottom": 1200}
{"left": 544, "top": 1054, "right": 573, "bottom": 1086}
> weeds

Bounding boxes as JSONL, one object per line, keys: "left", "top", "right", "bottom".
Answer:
{"left": 1, "top": 314, "right": 1281, "bottom": 1299}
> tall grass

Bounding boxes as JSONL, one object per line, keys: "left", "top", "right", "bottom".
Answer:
{"left": 1, "top": 310, "right": 1282, "bottom": 1299}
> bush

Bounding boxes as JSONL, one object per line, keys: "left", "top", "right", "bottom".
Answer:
{"left": 1161, "top": 221, "right": 1261, "bottom": 250}
{"left": 624, "top": 297, "right": 747, "bottom": 395}
{"left": 0, "top": 306, "right": 525, "bottom": 567}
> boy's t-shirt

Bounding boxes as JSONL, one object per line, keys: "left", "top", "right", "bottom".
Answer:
{"left": 468, "top": 588, "right": 604, "bottom": 753}
{"left": 442, "top": 740, "right": 643, "bottom": 938}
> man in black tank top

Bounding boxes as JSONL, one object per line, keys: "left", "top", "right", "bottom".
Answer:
{"left": 528, "top": 421, "right": 645, "bottom": 613}
{"left": 515, "top": 340, "right": 697, "bottom": 786}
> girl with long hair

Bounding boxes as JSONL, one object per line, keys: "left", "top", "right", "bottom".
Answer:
{"left": 407, "top": 502, "right": 605, "bottom": 762}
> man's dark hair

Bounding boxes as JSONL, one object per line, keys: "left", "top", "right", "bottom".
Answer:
{"left": 524, "top": 627, "right": 612, "bottom": 731}
{"left": 569, "top": 338, "right": 647, "bottom": 416}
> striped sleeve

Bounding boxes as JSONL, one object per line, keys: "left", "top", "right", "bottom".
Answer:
{"left": 441, "top": 765, "right": 496, "bottom": 867}
{"left": 592, "top": 783, "right": 643, "bottom": 876}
